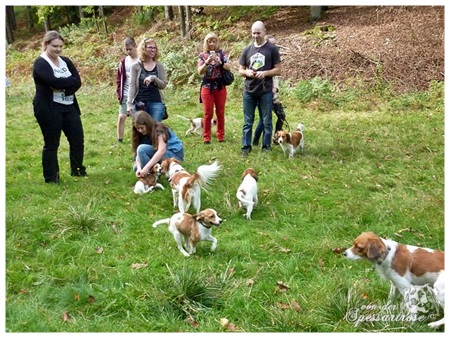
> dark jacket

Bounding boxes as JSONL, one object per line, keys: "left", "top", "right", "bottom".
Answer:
{"left": 116, "top": 57, "right": 126, "bottom": 102}
{"left": 32, "top": 55, "right": 82, "bottom": 121}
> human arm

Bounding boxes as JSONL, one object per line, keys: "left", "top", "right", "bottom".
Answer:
{"left": 143, "top": 62, "right": 168, "bottom": 89}
{"left": 32, "top": 57, "right": 81, "bottom": 93}
{"left": 127, "top": 63, "right": 139, "bottom": 112}
{"left": 135, "top": 135, "right": 167, "bottom": 178}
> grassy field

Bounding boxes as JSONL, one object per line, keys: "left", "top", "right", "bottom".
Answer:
{"left": 4, "top": 72, "right": 444, "bottom": 332}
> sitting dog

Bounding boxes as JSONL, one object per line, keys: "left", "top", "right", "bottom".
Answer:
{"left": 176, "top": 115, "right": 216, "bottom": 136}
{"left": 133, "top": 163, "right": 164, "bottom": 194}
{"left": 152, "top": 208, "right": 222, "bottom": 257}
{"left": 161, "top": 158, "right": 221, "bottom": 213}
{"left": 274, "top": 123, "right": 305, "bottom": 158}
{"left": 236, "top": 168, "right": 258, "bottom": 220}
{"left": 344, "top": 232, "right": 445, "bottom": 328}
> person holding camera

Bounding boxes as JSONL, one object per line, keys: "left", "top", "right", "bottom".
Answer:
{"left": 127, "top": 37, "right": 167, "bottom": 122}
{"left": 197, "top": 32, "right": 232, "bottom": 144}
{"left": 238, "top": 21, "right": 281, "bottom": 157}
{"left": 116, "top": 37, "right": 138, "bottom": 143}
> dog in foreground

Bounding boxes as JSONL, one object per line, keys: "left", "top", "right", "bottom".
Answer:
{"left": 176, "top": 115, "right": 217, "bottom": 136}
{"left": 274, "top": 123, "right": 305, "bottom": 158}
{"left": 161, "top": 157, "right": 221, "bottom": 213}
{"left": 344, "top": 231, "right": 445, "bottom": 328}
{"left": 152, "top": 208, "right": 222, "bottom": 257}
{"left": 236, "top": 168, "right": 258, "bottom": 220}
{"left": 133, "top": 163, "right": 164, "bottom": 194}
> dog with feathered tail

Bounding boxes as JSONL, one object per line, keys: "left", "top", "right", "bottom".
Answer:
{"left": 161, "top": 158, "right": 221, "bottom": 213}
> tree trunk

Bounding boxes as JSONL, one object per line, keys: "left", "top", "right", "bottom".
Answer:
{"left": 26, "top": 6, "right": 33, "bottom": 29}
{"left": 185, "top": 6, "right": 192, "bottom": 40}
{"left": 79, "top": 6, "right": 84, "bottom": 19}
{"left": 6, "top": 6, "right": 14, "bottom": 44}
{"left": 310, "top": 6, "right": 323, "bottom": 22}
{"left": 178, "top": 6, "right": 186, "bottom": 38}
{"left": 165, "top": 6, "right": 173, "bottom": 20}
{"left": 98, "top": 5, "right": 108, "bottom": 34}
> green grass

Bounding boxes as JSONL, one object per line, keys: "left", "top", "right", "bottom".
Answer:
{"left": 4, "top": 77, "right": 444, "bottom": 332}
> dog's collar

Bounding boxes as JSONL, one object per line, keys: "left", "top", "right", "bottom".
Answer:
{"left": 199, "top": 221, "right": 212, "bottom": 229}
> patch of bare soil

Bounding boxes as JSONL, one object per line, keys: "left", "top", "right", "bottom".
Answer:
{"left": 268, "top": 6, "right": 444, "bottom": 92}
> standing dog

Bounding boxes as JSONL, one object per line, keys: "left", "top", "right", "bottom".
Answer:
{"left": 176, "top": 115, "right": 216, "bottom": 136}
{"left": 152, "top": 208, "right": 222, "bottom": 257}
{"left": 133, "top": 163, "right": 164, "bottom": 194}
{"left": 236, "top": 168, "right": 258, "bottom": 220}
{"left": 274, "top": 123, "right": 305, "bottom": 158}
{"left": 344, "top": 232, "right": 445, "bottom": 328}
{"left": 161, "top": 158, "right": 221, "bottom": 213}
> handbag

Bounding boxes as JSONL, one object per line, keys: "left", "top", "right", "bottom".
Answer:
{"left": 219, "top": 50, "right": 234, "bottom": 86}
{"left": 221, "top": 68, "right": 234, "bottom": 86}
{"left": 162, "top": 104, "right": 168, "bottom": 120}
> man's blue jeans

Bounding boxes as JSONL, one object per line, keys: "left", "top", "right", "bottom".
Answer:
{"left": 242, "top": 90, "right": 273, "bottom": 151}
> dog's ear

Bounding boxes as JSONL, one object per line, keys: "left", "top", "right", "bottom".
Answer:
{"left": 366, "top": 238, "right": 387, "bottom": 264}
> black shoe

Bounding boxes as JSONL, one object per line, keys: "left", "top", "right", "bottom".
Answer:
{"left": 262, "top": 147, "right": 272, "bottom": 153}
{"left": 71, "top": 169, "right": 88, "bottom": 177}
{"left": 204, "top": 141, "right": 211, "bottom": 144}
{"left": 241, "top": 150, "right": 249, "bottom": 157}
{"left": 45, "top": 178, "right": 60, "bottom": 184}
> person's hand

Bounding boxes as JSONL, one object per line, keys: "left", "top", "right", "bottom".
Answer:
{"left": 143, "top": 76, "right": 153, "bottom": 86}
{"left": 246, "top": 69, "right": 256, "bottom": 78}
{"left": 137, "top": 167, "right": 149, "bottom": 177}
{"left": 254, "top": 71, "right": 267, "bottom": 79}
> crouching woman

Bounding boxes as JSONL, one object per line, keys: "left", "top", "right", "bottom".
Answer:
{"left": 131, "top": 111, "right": 184, "bottom": 178}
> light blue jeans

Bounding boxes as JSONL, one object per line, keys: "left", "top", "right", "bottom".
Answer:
{"left": 145, "top": 101, "right": 165, "bottom": 122}
{"left": 242, "top": 91, "right": 273, "bottom": 151}
{"left": 133, "top": 144, "right": 184, "bottom": 172}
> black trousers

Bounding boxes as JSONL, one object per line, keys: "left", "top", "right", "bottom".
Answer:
{"left": 36, "top": 102, "right": 85, "bottom": 182}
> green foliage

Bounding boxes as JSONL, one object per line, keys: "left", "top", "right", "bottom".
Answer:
{"left": 292, "top": 76, "right": 336, "bottom": 106}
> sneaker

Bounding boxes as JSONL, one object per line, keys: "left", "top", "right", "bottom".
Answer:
{"left": 204, "top": 141, "right": 211, "bottom": 145}
{"left": 262, "top": 147, "right": 271, "bottom": 153}
{"left": 241, "top": 150, "right": 249, "bottom": 158}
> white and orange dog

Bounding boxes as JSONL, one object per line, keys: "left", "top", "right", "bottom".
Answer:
{"left": 274, "top": 123, "right": 305, "bottom": 158}
{"left": 161, "top": 158, "right": 221, "bottom": 213}
{"left": 133, "top": 163, "right": 164, "bottom": 194}
{"left": 176, "top": 115, "right": 216, "bottom": 136}
{"left": 236, "top": 168, "right": 258, "bottom": 220}
{"left": 152, "top": 208, "right": 222, "bottom": 257}
{"left": 344, "top": 232, "right": 445, "bottom": 328}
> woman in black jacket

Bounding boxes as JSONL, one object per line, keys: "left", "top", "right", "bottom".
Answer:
{"left": 32, "top": 30, "right": 87, "bottom": 183}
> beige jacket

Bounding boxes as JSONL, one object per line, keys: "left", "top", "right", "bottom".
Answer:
{"left": 127, "top": 60, "right": 167, "bottom": 109}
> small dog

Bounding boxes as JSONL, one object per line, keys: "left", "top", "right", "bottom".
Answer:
{"left": 176, "top": 115, "right": 217, "bottom": 136}
{"left": 344, "top": 232, "right": 445, "bottom": 328}
{"left": 236, "top": 168, "right": 258, "bottom": 220}
{"left": 133, "top": 163, "right": 164, "bottom": 194}
{"left": 161, "top": 158, "right": 221, "bottom": 213}
{"left": 152, "top": 208, "right": 222, "bottom": 257}
{"left": 274, "top": 123, "right": 305, "bottom": 158}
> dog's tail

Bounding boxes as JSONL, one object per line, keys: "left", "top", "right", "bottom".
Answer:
{"left": 176, "top": 114, "right": 191, "bottom": 121}
{"left": 296, "top": 123, "right": 305, "bottom": 132}
{"left": 152, "top": 218, "right": 171, "bottom": 228}
{"left": 182, "top": 160, "right": 221, "bottom": 197}
{"left": 236, "top": 189, "right": 255, "bottom": 206}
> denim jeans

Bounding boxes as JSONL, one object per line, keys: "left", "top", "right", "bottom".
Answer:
{"left": 242, "top": 91, "right": 273, "bottom": 150}
{"left": 134, "top": 144, "right": 184, "bottom": 171}
{"left": 145, "top": 101, "right": 165, "bottom": 122}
